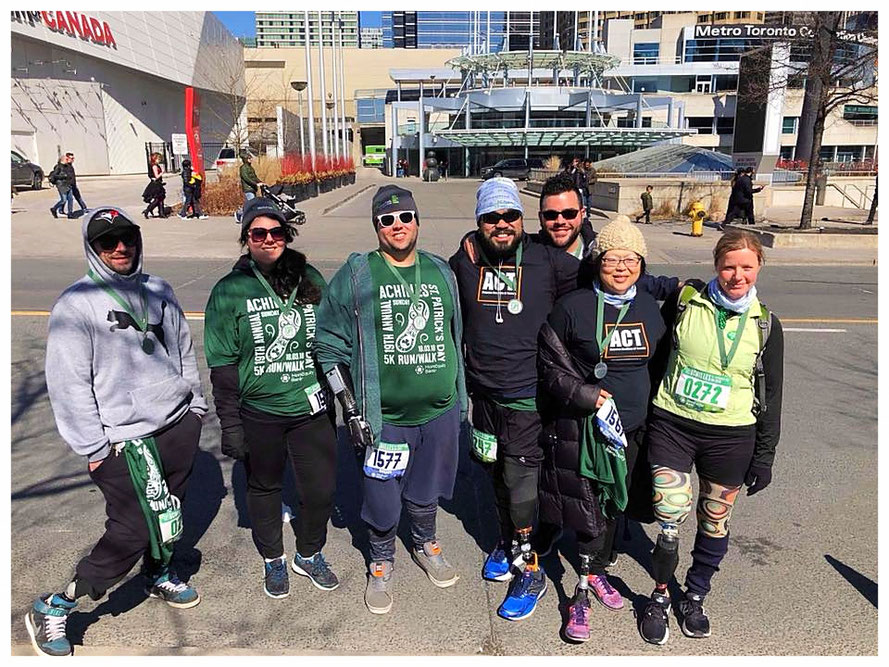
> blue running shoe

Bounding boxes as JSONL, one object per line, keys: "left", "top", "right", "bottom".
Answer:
{"left": 497, "top": 561, "right": 547, "bottom": 621}
{"left": 146, "top": 569, "right": 201, "bottom": 609}
{"left": 263, "top": 556, "right": 290, "bottom": 599}
{"left": 483, "top": 545, "right": 513, "bottom": 582}
{"left": 25, "top": 593, "right": 76, "bottom": 656}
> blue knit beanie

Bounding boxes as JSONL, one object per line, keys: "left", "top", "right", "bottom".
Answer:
{"left": 475, "top": 177, "right": 524, "bottom": 220}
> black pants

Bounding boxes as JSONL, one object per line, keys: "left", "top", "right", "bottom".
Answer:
{"left": 146, "top": 196, "right": 166, "bottom": 217}
{"left": 74, "top": 411, "right": 202, "bottom": 600}
{"left": 180, "top": 192, "right": 204, "bottom": 217}
{"left": 70, "top": 184, "right": 87, "bottom": 210}
{"left": 368, "top": 499, "right": 437, "bottom": 563}
{"left": 636, "top": 209, "right": 651, "bottom": 223}
{"left": 577, "top": 426, "right": 643, "bottom": 574}
{"left": 241, "top": 406, "right": 337, "bottom": 560}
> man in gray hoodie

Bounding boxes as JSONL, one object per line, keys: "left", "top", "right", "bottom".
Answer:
{"left": 25, "top": 206, "right": 208, "bottom": 657}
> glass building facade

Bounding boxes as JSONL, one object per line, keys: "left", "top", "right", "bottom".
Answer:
{"left": 381, "top": 11, "right": 508, "bottom": 51}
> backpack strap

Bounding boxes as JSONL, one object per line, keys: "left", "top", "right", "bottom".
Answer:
{"left": 752, "top": 302, "right": 772, "bottom": 416}
{"left": 671, "top": 284, "right": 703, "bottom": 349}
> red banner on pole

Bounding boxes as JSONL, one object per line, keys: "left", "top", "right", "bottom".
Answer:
{"left": 184, "top": 87, "right": 204, "bottom": 177}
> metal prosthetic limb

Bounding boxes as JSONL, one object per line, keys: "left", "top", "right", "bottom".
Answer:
{"left": 324, "top": 362, "right": 373, "bottom": 456}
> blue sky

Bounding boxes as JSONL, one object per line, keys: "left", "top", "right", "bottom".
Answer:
{"left": 213, "top": 11, "right": 382, "bottom": 38}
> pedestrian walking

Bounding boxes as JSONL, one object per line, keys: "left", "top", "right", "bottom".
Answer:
{"left": 142, "top": 152, "right": 168, "bottom": 219}
{"left": 583, "top": 159, "right": 597, "bottom": 214}
{"left": 66, "top": 153, "right": 88, "bottom": 213}
{"left": 48, "top": 154, "right": 76, "bottom": 219}
{"left": 537, "top": 218, "right": 671, "bottom": 641}
{"left": 238, "top": 151, "right": 265, "bottom": 214}
{"left": 204, "top": 197, "right": 340, "bottom": 599}
{"left": 636, "top": 185, "right": 654, "bottom": 224}
{"left": 638, "top": 228, "right": 784, "bottom": 645}
{"left": 178, "top": 159, "right": 207, "bottom": 219}
{"left": 26, "top": 206, "right": 208, "bottom": 657}
{"left": 316, "top": 185, "right": 467, "bottom": 615}
{"left": 741, "top": 168, "right": 765, "bottom": 225}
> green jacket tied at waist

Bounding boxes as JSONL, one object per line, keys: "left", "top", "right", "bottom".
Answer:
{"left": 579, "top": 415, "right": 628, "bottom": 519}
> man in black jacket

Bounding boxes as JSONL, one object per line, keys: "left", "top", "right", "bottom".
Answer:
{"left": 48, "top": 154, "right": 77, "bottom": 219}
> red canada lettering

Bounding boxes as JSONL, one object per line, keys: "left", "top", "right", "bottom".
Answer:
{"left": 102, "top": 22, "right": 116, "bottom": 47}
{"left": 90, "top": 17, "right": 104, "bottom": 44}
{"left": 54, "top": 11, "right": 69, "bottom": 34}
{"left": 66, "top": 12, "right": 83, "bottom": 37}
{"left": 41, "top": 11, "right": 56, "bottom": 29}
{"left": 80, "top": 15, "right": 95, "bottom": 42}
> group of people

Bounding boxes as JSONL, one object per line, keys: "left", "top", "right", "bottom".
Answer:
{"left": 48, "top": 152, "right": 87, "bottom": 219}
{"left": 27, "top": 171, "right": 783, "bottom": 656}
{"left": 141, "top": 152, "right": 208, "bottom": 220}
{"left": 564, "top": 156, "right": 598, "bottom": 216}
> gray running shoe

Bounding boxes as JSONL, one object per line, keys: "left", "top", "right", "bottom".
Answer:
{"left": 411, "top": 540, "right": 459, "bottom": 588}
{"left": 292, "top": 552, "right": 340, "bottom": 591}
{"left": 365, "top": 561, "right": 394, "bottom": 614}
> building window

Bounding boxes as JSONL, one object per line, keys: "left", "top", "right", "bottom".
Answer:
{"left": 782, "top": 117, "right": 799, "bottom": 134}
{"left": 687, "top": 117, "right": 714, "bottom": 134}
{"left": 633, "top": 43, "right": 660, "bottom": 65}
{"left": 843, "top": 105, "right": 878, "bottom": 124}
{"left": 715, "top": 117, "right": 735, "bottom": 134}
{"left": 836, "top": 145, "right": 863, "bottom": 162}
{"left": 714, "top": 12, "right": 729, "bottom": 20}
{"left": 735, "top": 12, "right": 750, "bottom": 19}
{"left": 632, "top": 79, "right": 658, "bottom": 93}
{"left": 779, "top": 146, "right": 795, "bottom": 159}
{"left": 714, "top": 75, "right": 737, "bottom": 91}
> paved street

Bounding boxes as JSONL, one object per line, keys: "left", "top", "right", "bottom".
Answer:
{"left": 9, "top": 174, "right": 878, "bottom": 655}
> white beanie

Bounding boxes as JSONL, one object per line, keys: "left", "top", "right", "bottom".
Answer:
{"left": 475, "top": 177, "right": 524, "bottom": 219}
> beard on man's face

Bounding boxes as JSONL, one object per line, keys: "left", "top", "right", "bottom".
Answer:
{"left": 477, "top": 227, "right": 522, "bottom": 261}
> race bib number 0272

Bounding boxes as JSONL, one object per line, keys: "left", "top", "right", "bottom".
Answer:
{"left": 363, "top": 441, "right": 410, "bottom": 481}
{"left": 673, "top": 366, "right": 731, "bottom": 412}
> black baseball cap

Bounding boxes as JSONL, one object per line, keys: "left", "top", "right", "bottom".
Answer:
{"left": 371, "top": 185, "right": 418, "bottom": 224}
{"left": 240, "top": 197, "right": 289, "bottom": 230}
{"left": 86, "top": 207, "right": 140, "bottom": 243}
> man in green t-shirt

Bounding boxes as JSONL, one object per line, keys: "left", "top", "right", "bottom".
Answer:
{"left": 315, "top": 185, "right": 468, "bottom": 615}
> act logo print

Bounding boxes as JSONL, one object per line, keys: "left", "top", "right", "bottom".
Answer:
{"left": 476, "top": 266, "right": 522, "bottom": 305}
{"left": 602, "top": 322, "right": 650, "bottom": 360}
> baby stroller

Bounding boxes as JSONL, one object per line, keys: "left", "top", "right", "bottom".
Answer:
{"left": 234, "top": 185, "right": 307, "bottom": 225}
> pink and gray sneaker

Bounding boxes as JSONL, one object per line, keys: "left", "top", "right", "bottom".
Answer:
{"left": 564, "top": 589, "right": 592, "bottom": 642}
{"left": 589, "top": 573, "right": 623, "bottom": 610}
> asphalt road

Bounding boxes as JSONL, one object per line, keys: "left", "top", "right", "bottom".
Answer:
{"left": 8, "top": 177, "right": 878, "bottom": 655}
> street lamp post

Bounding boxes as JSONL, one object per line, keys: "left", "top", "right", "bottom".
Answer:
{"left": 290, "top": 80, "right": 307, "bottom": 157}
{"left": 330, "top": 12, "right": 340, "bottom": 162}
{"left": 303, "top": 11, "right": 316, "bottom": 171}
{"left": 318, "top": 10, "right": 329, "bottom": 158}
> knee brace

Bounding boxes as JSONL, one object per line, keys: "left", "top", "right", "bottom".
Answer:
{"left": 651, "top": 465, "right": 693, "bottom": 526}
{"left": 651, "top": 529, "right": 680, "bottom": 586}
{"left": 696, "top": 478, "right": 740, "bottom": 538}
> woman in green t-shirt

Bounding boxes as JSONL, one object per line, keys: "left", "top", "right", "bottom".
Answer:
{"left": 204, "top": 198, "right": 339, "bottom": 600}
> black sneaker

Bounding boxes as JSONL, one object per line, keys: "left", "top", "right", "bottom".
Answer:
{"left": 263, "top": 556, "right": 290, "bottom": 599}
{"left": 292, "top": 552, "right": 340, "bottom": 591}
{"left": 639, "top": 591, "right": 671, "bottom": 645}
{"left": 50, "top": 207, "right": 58, "bottom": 219}
{"left": 679, "top": 591, "right": 711, "bottom": 638}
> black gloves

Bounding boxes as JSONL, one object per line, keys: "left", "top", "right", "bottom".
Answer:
{"left": 325, "top": 363, "right": 374, "bottom": 456}
{"left": 744, "top": 461, "right": 772, "bottom": 496}
{"left": 220, "top": 425, "right": 247, "bottom": 461}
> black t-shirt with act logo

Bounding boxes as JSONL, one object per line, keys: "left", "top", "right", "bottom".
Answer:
{"left": 546, "top": 286, "right": 666, "bottom": 431}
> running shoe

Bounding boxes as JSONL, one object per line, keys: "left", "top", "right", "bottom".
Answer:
{"left": 25, "top": 593, "right": 76, "bottom": 657}
{"left": 482, "top": 544, "right": 513, "bottom": 582}
{"left": 564, "top": 588, "right": 591, "bottom": 642}
{"left": 365, "top": 561, "right": 393, "bottom": 614}
{"left": 497, "top": 557, "right": 547, "bottom": 621}
{"left": 263, "top": 556, "right": 290, "bottom": 599}
{"left": 639, "top": 591, "right": 671, "bottom": 645}
{"left": 589, "top": 573, "right": 624, "bottom": 610}
{"left": 679, "top": 591, "right": 711, "bottom": 638}
{"left": 411, "top": 540, "right": 459, "bottom": 588}
{"left": 145, "top": 568, "right": 200, "bottom": 608}
{"left": 292, "top": 552, "right": 339, "bottom": 591}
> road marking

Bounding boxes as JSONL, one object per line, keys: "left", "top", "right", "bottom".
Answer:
{"left": 784, "top": 328, "right": 847, "bottom": 333}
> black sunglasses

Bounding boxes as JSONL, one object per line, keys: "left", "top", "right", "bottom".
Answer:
{"left": 249, "top": 226, "right": 287, "bottom": 243}
{"left": 376, "top": 210, "right": 416, "bottom": 227}
{"left": 96, "top": 230, "right": 138, "bottom": 251}
{"left": 541, "top": 208, "right": 581, "bottom": 221}
{"left": 479, "top": 209, "right": 522, "bottom": 225}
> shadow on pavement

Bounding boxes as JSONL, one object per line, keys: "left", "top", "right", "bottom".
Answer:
{"left": 177, "top": 448, "right": 226, "bottom": 581}
{"left": 824, "top": 554, "right": 878, "bottom": 608}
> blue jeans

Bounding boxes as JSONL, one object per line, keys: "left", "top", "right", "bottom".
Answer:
{"left": 52, "top": 188, "right": 74, "bottom": 215}
{"left": 244, "top": 191, "right": 256, "bottom": 204}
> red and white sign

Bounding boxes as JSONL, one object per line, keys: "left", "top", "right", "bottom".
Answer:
{"left": 12, "top": 11, "right": 116, "bottom": 48}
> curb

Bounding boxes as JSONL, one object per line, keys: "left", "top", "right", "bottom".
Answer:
{"left": 321, "top": 183, "right": 376, "bottom": 215}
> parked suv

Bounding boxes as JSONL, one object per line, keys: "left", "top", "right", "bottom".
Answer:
{"left": 481, "top": 158, "right": 544, "bottom": 181}
{"left": 214, "top": 146, "right": 239, "bottom": 170}
{"left": 11, "top": 150, "right": 44, "bottom": 190}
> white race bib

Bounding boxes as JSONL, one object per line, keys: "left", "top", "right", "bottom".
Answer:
{"left": 595, "top": 398, "right": 627, "bottom": 450}
{"left": 304, "top": 382, "right": 328, "bottom": 415}
{"left": 363, "top": 441, "right": 410, "bottom": 481}
{"left": 674, "top": 366, "right": 732, "bottom": 412}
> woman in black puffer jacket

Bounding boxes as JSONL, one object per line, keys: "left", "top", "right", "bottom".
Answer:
{"left": 537, "top": 216, "right": 675, "bottom": 643}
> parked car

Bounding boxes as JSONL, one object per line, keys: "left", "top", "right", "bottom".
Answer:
{"left": 214, "top": 146, "right": 239, "bottom": 170}
{"left": 11, "top": 150, "right": 44, "bottom": 190}
{"left": 481, "top": 158, "right": 544, "bottom": 181}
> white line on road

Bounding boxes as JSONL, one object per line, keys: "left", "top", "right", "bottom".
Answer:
{"left": 783, "top": 328, "right": 847, "bottom": 333}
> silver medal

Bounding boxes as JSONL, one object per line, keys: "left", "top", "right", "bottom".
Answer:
{"left": 507, "top": 299, "right": 523, "bottom": 315}
{"left": 594, "top": 362, "right": 607, "bottom": 379}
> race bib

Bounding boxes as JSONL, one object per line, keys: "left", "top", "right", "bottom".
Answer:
{"left": 471, "top": 427, "right": 498, "bottom": 463}
{"left": 158, "top": 495, "right": 183, "bottom": 544}
{"left": 304, "top": 382, "right": 328, "bottom": 415}
{"left": 674, "top": 366, "right": 732, "bottom": 412}
{"left": 596, "top": 399, "right": 627, "bottom": 450}
{"left": 363, "top": 441, "right": 410, "bottom": 481}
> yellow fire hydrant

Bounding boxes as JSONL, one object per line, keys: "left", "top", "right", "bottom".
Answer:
{"left": 688, "top": 201, "right": 706, "bottom": 236}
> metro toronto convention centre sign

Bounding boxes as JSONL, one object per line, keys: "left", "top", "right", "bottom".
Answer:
{"left": 11, "top": 11, "right": 117, "bottom": 48}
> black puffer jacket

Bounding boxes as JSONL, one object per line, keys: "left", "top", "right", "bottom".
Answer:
{"left": 536, "top": 321, "right": 607, "bottom": 538}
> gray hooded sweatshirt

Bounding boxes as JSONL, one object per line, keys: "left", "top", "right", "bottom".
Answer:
{"left": 45, "top": 209, "right": 207, "bottom": 462}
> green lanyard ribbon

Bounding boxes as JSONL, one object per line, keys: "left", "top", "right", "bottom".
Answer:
{"left": 595, "top": 290, "right": 631, "bottom": 358}
{"left": 477, "top": 238, "right": 523, "bottom": 292}
{"left": 250, "top": 260, "right": 298, "bottom": 314}
{"left": 88, "top": 268, "right": 147, "bottom": 332}
{"left": 376, "top": 251, "right": 421, "bottom": 309}
{"left": 714, "top": 306, "right": 750, "bottom": 370}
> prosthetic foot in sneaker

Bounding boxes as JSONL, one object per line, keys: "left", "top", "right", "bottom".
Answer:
{"left": 497, "top": 554, "right": 547, "bottom": 621}
{"left": 639, "top": 590, "right": 671, "bottom": 645}
{"left": 564, "top": 587, "right": 591, "bottom": 642}
{"left": 25, "top": 593, "right": 76, "bottom": 657}
{"left": 411, "top": 540, "right": 459, "bottom": 588}
{"left": 679, "top": 591, "right": 711, "bottom": 638}
{"left": 365, "top": 561, "right": 393, "bottom": 614}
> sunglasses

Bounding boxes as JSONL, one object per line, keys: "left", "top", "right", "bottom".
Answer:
{"left": 96, "top": 230, "right": 138, "bottom": 251}
{"left": 249, "top": 226, "right": 287, "bottom": 243}
{"left": 479, "top": 209, "right": 522, "bottom": 225}
{"left": 541, "top": 208, "right": 581, "bottom": 221}
{"left": 376, "top": 210, "right": 416, "bottom": 227}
